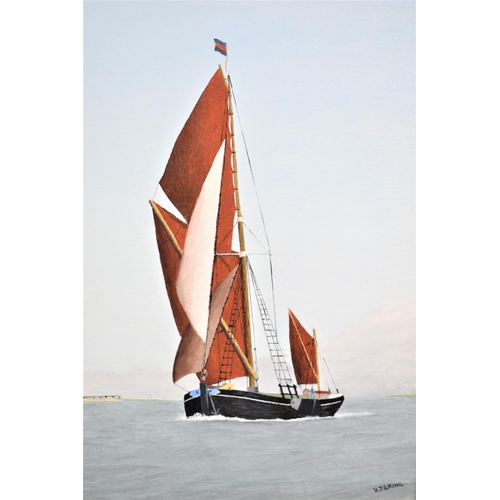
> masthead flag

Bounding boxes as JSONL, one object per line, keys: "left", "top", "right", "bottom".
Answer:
{"left": 214, "top": 39, "right": 227, "bottom": 56}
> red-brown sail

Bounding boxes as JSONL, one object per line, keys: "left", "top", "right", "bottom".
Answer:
{"left": 159, "top": 68, "right": 229, "bottom": 222}
{"left": 289, "top": 310, "right": 319, "bottom": 385}
{"left": 204, "top": 268, "right": 248, "bottom": 385}
{"left": 214, "top": 136, "right": 236, "bottom": 254}
{"left": 151, "top": 202, "right": 189, "bottom": 336}
{"left": 152, "top": 68, "right": 251, "bottom": 384}
{"left": 202, "top": 129, "right": 248, "bottom": 384}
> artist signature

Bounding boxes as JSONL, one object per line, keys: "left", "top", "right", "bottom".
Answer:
{"left": 373, "top": 483, "right": 403, "bottom": 492}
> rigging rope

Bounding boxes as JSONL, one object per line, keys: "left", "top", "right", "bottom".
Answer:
{"left": 243, "top": 223, "right": 271, "bottom": 253}
{"left": 230, "top": 79, "right": 278, "bottom": 330}
{"left": 174, "top": 381, "right": 191, "bottom": 393}
{"left": 246, "top": 257, "right": 260, "bottom": 384}
{"left": 322, "top": 357, "right": 339, "bottom": 394}
{"left": 152, "top": 184, "right": 159, "bottom": 201}
{"left": 230, "top": 79, "right": 271, "bottom": 252}
{"left": 314, "top": 339, "right": 331, "bottom": 393}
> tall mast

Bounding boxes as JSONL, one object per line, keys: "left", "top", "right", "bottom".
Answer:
{"left": 313, "top": 328, "right": 321, "bottom": 392}
{"left": 222, "top": 58, "right": 256, "bottom": 388}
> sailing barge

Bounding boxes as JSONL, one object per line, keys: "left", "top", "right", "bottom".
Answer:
{"left": 150, "top": 44, "right": 344, "bottom": 419}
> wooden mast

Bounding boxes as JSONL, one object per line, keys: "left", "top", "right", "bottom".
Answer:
{"left": 222, "top": 59, "right": 256, "bottom": 388}
{"left": 313, "top": 328, "right": 321, "bottom": 393}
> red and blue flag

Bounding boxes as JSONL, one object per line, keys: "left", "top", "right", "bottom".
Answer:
{"left": 214, "top": 39, "right": 227, "bottom": 56}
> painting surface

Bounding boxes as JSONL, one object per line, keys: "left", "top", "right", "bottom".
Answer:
{"left": 84, "top": 1, "right": 415, "bottom": 498}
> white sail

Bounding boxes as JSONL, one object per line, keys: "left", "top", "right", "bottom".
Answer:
{"left": 176, "top": 142, "right": 225, "bottom": 343}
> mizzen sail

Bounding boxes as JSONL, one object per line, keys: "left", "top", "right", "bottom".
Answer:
{"left": 289, "top": 309, "right": 319, "bottom": 385}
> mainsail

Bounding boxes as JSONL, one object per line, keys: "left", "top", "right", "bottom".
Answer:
{"left": 151, "top": 68, "right": 251, "bottom": 385}
{"left": 288, "top": 309, "right": 319, "bottom": 385}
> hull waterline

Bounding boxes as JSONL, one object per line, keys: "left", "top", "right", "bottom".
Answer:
{"left": 184, "top": 385, "right": 344, "bottom": 420}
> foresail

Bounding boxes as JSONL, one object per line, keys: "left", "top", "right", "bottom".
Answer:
{"left": 176, "top": 142, "right": 225, "bottom": 344}
{"left": 160, "top": 68, "right": 228, "bottom": 222}
{"left": 173, "top": 324, "right": 205, "bottom": 382}
{"left": 173, "top": 267, "right": 239, "bottom": 383}
{"left": 171, "top": 139, "right": 245, "bottom": 383}
{"left": 289, "top": 310, "right": 319, "bottom": 385}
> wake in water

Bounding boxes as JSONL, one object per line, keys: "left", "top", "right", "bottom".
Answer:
{"left": 177, "top": 413, "right": 351, "bottom": 423}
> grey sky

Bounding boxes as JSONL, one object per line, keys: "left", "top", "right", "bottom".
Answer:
{"left": 84, "top": 1, "right": 415, "bottom": 374}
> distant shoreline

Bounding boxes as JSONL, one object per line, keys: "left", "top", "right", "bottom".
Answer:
{"left": 83, "top": 397, "right": 169, "bottom": 402}
{"left": 83, "top": 395, "right": 416, "bottom": 402}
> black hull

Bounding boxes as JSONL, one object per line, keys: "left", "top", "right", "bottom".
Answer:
{"left": 184, "top": 386, "right": 344, "bottom": 420}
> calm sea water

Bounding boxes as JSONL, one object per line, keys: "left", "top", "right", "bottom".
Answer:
{"left": 84, "top": 397, "right": 415, "bottom": 499}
